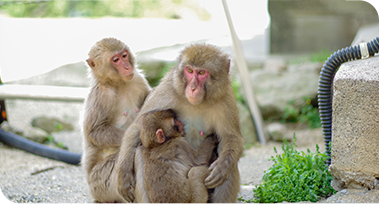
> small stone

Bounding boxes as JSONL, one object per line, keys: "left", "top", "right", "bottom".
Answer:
{"left": 266, "top": 122, "right": 290, "bottom": 142}
{"left": 264, "top": 58, "right": 287, "bottom": 73}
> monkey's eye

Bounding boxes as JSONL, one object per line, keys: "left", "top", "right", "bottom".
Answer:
{"left": 112, "top": 57, "right": 119, "bottom": 63}
{"left": 122, "top": 52, "right": 128, "bottom": 58}
{"left": 199, "top": 70, "right": 205, "bottom": 75}
{"left": 187, "top": 68, "right": 193, "bottom": 74}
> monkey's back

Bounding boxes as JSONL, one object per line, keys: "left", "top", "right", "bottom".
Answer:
{"left": 142, "top": 140, "right": 194, "bottom": 203}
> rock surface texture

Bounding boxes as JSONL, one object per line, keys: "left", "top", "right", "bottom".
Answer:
{"left": 329, "top": 56, "right": 379, "bottom": 193}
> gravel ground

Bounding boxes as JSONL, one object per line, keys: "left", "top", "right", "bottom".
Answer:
{"left": 0, "top": 142, "right": 90, "bottom": 203}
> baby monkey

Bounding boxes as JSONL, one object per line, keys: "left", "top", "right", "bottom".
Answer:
{"left": 134, "top": 109, "right": 218, "bottom": 203}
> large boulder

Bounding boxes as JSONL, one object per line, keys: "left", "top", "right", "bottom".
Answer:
{"left": 246, "top": 62, "right": 321, "bottom": 120}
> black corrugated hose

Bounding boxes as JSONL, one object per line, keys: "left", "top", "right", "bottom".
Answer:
{"left": 318, "top": 35, "right": 379, "bottom": 166}
{"left": 0, "top": 128, "right": 81, "bottom": 165}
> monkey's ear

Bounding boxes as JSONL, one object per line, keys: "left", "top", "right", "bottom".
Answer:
{"left": 86, "top": 58, "right": 95, "bottom": 69}
{"left": 156, "top": 129, "right": 165, "bottom": 144}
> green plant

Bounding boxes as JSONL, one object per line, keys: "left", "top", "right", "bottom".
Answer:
{"left": 288, "top": 48, "right": 333, "bottom": 65}
{"left": 232, "top": 79, "right": 246, "bottom": 105}
{"left": 250, "top": 135, "right": 336, "bottom": 203}
{"left": 148, "top": 62, "right": 175, "bottom": 87}
{"left": 281, "top": 100, "right": 298, "bottom": 123}
{"left": 55, "top": 122, "right": 63, "bottom": 131}
{"left": 0, "top": 0, "right": 210, "bottom": 19}
{"left": 299, "top": 98, "right": 321, "bottom": 129}
{"left": 44, "top": 134, "right": 68, "bottom": 150}
{"left": 310, "top": 49, "right": 333, "bottom": 63}
{"left": 238, "top": 196, "right": 251, "bottom": 202}
{"left": 281, "top": 98, "right": 321, "bottom": 129}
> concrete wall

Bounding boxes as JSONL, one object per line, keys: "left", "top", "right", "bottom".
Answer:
{"left": 329, "top": 56, "right": 379, "bottom": 191}
{"left": 269, "top": 0, "right": 378, "bottom": 54}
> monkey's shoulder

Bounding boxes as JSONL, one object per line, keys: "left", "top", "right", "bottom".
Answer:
{"left": 87, "top": 84, "right": 117, "bottom": 101}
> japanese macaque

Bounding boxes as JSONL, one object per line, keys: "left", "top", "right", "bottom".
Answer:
{"left": 82, "top": 37, "right": 151, "bottom": 203}
{"left": 116, "top": 44, "right": 244, "bottom": 203}
{"left": 134, "top": 109, "right": 217, "bottom": 203}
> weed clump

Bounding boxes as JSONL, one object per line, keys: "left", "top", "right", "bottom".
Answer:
{"left": 250, "top": 135, "right": 336, "bottom": 203}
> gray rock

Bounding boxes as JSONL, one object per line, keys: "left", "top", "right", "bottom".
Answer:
{"left": 263, "top": 58, "right": 287, "bottom": 73}
{"left": 236, "top": 101, "right": 258, "bottom": 146}
{"left": 0, "top": 121, "right": 48, "bottom": 144}
{"left": 52, "top": 131, "right": 83, "bottom": 153}
{"left": 330, "top": 55, "right": 379, "bottom": 192}
{"left": 324, "top": 189, "right": 379, "bottom": 203}
{"left": 266, "top": 122, "right": 290, "bottom": 142}
{"left": 31, "top": 116, "right": 74, "bottom": 134}
{"left": 249, "top": 62, "right": 321, "bottom": 119}
{"left": 351, "top": 23, "right": 379, "bottom": 46}
{"left": 0, "top": 121, "right": 23, "bottom": 136}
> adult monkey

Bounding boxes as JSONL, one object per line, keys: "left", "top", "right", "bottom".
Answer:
{"left": 82, "top": 37, "right": 151, "bottom": 203}
{"left": 116, "top": 44, "right": 244, "bottom": 203}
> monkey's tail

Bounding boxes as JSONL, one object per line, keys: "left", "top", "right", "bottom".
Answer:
{"left": 318, "top": 35, "right": 379, "bottom": 166}
{"left": 0, "top": 128, "right": 81, "bottom": 165}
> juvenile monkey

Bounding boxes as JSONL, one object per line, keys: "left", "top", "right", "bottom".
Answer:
{"left": 134, "top": 109, "right": 217, "bottom": 203}
{"left": 82, "top": 37, "right": 151, "bottom": 203}
{"left": 116, "top": 44, "right": 244, "bottom": 202}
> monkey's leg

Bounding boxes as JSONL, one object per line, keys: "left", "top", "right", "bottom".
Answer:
{"left": 134, "top": 147, "right": 151, "bottom": 203}
{"left": 188, "top": 166, "right": 210, "bottom": 203}
{"left": 210, "top": 167, "right": 240, "bottom": 203}
{"left": 88, "top": 153, "right": 126, "bottom": 203}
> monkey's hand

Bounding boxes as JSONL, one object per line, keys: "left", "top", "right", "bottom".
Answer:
{"left": 204, "top": 156, "right": 234, "bottom": 189}
{"left": 117, "top": 172, "right": 135, "bottom": 202}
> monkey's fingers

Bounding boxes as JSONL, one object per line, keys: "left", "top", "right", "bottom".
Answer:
{"left": 128, "top": 186, "right": 135, "bottom": 202}
{"left": 119, "top": 185, "right": 135, "bottom": 202}
{"left": 117, "top": 176, "right": 135, "bottom": 202}
{"left": 206, "top": 156, "right": 236, "bottom": 188}
{"left": 204, "top": 160, "right": 229, "bottom": 188}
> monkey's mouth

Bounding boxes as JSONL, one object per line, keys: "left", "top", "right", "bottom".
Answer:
{"left": 186, "top": 96, "right": 203, "bottom": 105}
{"left": 174, "top": 119, "right": 185, "bottom": 136}
{"left": 123, "top": 73, "right": 134, "bottom": 80}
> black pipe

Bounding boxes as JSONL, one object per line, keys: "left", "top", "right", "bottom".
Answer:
{"left": 0, "top": 128, "right": 81, "bottom": 165}
{"left": 318, "top": 35, "right": 379, "bottom": 166}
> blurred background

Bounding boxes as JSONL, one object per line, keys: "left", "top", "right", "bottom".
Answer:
{"left": 0, "top": 0, "right": 270, "bottom": 82}
{"left": 0, "top": 0, "right": 378, "bottom": 151}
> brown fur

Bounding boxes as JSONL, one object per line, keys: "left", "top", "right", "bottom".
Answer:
{"left": 134, "top": 110, "right": 217, "bottom": 203}
{"left": 116, "top": 44, "right": 244, "bottom": 202}
{"left": 82, "top": 37, "right": 151, "bottom": 203}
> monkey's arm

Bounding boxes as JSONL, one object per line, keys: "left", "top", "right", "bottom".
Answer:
{"left": 204, "top": 103, "right": 244, "bottom": 189}
{"left": 195, "top": 135, "right": 218, "bottom": 165}
{"left": 84, "top": 86, "right": 126, "bottom": 148}
{"left": 87, "top": 123, "right": 125, "bottom": 148}
{"left": 116, "top": 123, "right": 141, "bottom": 202}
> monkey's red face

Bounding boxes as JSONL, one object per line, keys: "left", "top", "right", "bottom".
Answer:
{"left": 110, "top": 49, "right": 134, "bottom": 80}
{"left": 184, "top": 66, "right": 209, "bottom": 105}
{"left": 173, "top": 118, "right": 184, "bottom": 136}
